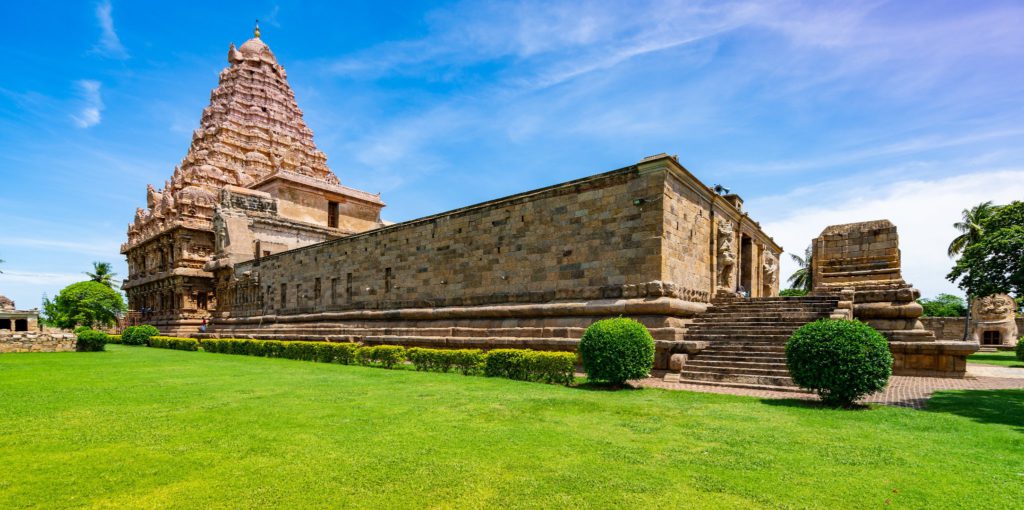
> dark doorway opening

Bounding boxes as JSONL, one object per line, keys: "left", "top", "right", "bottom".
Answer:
{"left": 0, "top": 319, "right": 10, "bottom": 330}
{"left": 14, "top": 319, "right": 28, "bottom": 332}
{"left": 982, "top": 330, "right": 1002, "bottom": 345}
{"left": 740, "top": 234, "right": 753, "bottom": 295}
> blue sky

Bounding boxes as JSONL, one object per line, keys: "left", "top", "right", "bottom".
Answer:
{"left": 1, "top": 0, "right": 1022, "bottom": 309}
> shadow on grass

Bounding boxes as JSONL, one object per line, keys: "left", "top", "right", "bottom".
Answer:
{"left": 925, "top": 389, "right": 1024, "bottom": 432}
{"left": 759, "top": 398, "right": 872, "bottom": 411}
{"left": 573, "top": 381, "right": 644, "bottom": 392}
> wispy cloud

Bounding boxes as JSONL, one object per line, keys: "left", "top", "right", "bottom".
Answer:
{"left": 92, "top": 0, "right": 128, "bottom": 59}
{"left": 0, "top": 270, "right": 81, "bottom": 286}
{"left": 70, "top": 80, "right": 103, "bottom": 128}
{"left": 0, "top": 237, "right": 121, "bottom": 258}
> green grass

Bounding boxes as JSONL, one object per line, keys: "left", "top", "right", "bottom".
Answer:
{"left": 968, "top": 350, "right": 1024, "bottom": 367}
{"left": 1, "top": 346, "right": 1022, "bottom": 509}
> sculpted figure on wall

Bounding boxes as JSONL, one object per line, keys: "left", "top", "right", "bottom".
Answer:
{"left": 761, "top": 248, "right": 778, "bottom": 294}
{"left": 971, "top": 294, "right": 1019, "bottom": 346}
{"left": 716, "top": 219, "right": 735, "bottom": 289}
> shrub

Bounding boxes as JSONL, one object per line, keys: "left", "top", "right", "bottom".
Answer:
{"left": 407, "top": 348, "right": 485, "bottom": 375}
{"left": 483, "top": 349, "right": 575, "bottom": 385}
{"left": 107, "top": 334, "right": 122, "bottom": 344}
{"left": 779, "top": 288, "right": 809, "bottom": 297}
{"left": 148, "top": 336, "right": 200, "bottom": 351}
{"left": 356, "top": 345, "right": 407, "bottom": 368}
{"left": 76, "top": 329, "right": 108, "bottom": 352}
{"left": 786, "top": 319, "right": 893, "bottom": 407}
{"left": 74, "top": 325, "right": 92, "bottom": 335}
{"left": 198, "top": 338, "right": 360, "bottom": 364}
{"left": 122, "top": 325, "right": 160, "bottom": 346}
{"left": 1016, "top": 340, "right": 1023, "bottom": 362}
{"left": 578, "top": 318, "right": 655, "bottom": 385}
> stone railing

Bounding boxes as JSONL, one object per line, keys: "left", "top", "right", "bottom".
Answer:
{"left": 0, "top": 332, "right": 76, "bottom": 353}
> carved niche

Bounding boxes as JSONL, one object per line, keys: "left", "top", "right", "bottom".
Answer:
{"left": 971, "top": 294, "right": 1019, "bottom": 346}
{"left": 716, "top": 219, "right": 736, "bottom": 289}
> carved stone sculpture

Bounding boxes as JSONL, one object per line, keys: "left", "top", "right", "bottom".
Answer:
{"left": 716, "top": 219, "right": 735, "bottom": 289}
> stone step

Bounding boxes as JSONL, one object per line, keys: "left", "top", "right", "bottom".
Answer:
{"left": 677, "top": 370, "right": 794, "bottom": 388}
{"left": 671, "top": 377, "right": 805, "bottom": 393}
{"left": 696, "top": 354, "right": 787, "bottom": 363}
{"left": 682, "top": 364, "right": 790, "bottom": 376}
{"left": 686, "top": 360, "right": 788, "bottom": 370}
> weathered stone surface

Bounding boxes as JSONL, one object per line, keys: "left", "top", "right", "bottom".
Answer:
{"left": 0, "top": 332, "right": 75, "bottom": 353}
{"left": 922, "top": 316, "right": 1023, "bottom": 347}
{"left": 0, "top": 295, "right": 39, "bottom": 333}
{"left": 970, "top": 294, "right": 1019, "bottom": 347}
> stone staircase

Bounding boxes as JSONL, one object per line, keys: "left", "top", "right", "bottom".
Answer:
{"left": 675, "top": 295, "right": 840, "bottom": 390}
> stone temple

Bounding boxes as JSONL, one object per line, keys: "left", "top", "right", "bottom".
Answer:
{"left": 124, "top": 28, "right": 977, "bottom": 381}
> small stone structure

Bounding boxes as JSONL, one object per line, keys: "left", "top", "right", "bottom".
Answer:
{"left": 970, "top": 294, "right": 1019, "bottom": 347}
{"left": 0, "top": 295, "right": 39, "bottom": 332}
{"left": 922, "top": 315, "right": 1022, "bottom": 347}
{"left": 811, "top": 220, "right": 978, "bottom": 377}
{"left": 0, "top": 332, "right": 76, "bottom": 353}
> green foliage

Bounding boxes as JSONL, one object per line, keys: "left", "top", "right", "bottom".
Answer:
{"left": 947, "top": 200, "right": 1000, "bottom": 258}
{"left": 785, "top": 319, "right": 893, "bottom": 407}
{"left": 918, "top": 294, "right": 967, "bottom": 317}
{"left": 148, "top": 336, "right": 200, "bottom": 351}
{"left": 407, "top": 347, "right": 485, "bottom": 375}
{"left": 41, "top": 281, "right": 125, "bottom": 329}
{"left": 1017, "top": 341, "right": 1024, "bottom": 363}
{"left": 121, "top": 324, "right": 160, "bottom": 346}
{"left": 787, "top": 245, "right": 813, "bottom": 292}
{"left": 779, "top": 288, "right": 809, "bottom": 297}
{"left": 84, "top": 261, "right": 119, "bottom": 289}
{"left": 483, "top": 349, "right": 576, "bottom": 385}
{"left": 197, "top": 338, "right": 359, "bottom": 364}
{"left": 73, "top": 325, "right": 92, "bottom": 335}
{"left": 75, "top": 329, "right": 108, "bottom": 352}
{"left": 578, "top": 318, "right": 655, "bottom": 385}
{"left": 948, "top": 201, "right": 1024, "bottom": 298}
{"left": 107, "top": 334, "right": 122, "bottom": 344}
{"left": 355, "top": 345, "right": 406, "bottom": 368}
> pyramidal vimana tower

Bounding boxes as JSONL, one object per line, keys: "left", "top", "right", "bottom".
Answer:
{"left": 121, "top": 25, "right": 385, "bottom": 335}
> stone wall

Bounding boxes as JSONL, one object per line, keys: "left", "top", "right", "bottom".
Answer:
{"left": 921, "top": 316, "right": 1022, "bottom": 346}
{"left": 0, "top": 332, "right": 76, "bottom": 353}
{"left": 205, "top": 155, "right": 783, "bottom": 368}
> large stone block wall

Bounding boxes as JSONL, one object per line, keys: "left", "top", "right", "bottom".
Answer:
{"left": 0, "top": 332, "right": 76, "bottom": 353}
{"left": 921, "top": 317, "right": 968, "bottom": 340}
{"left": 661, "top": 170, "right": 714, "bottom": 300}
{"left": 250, "top": 166, "right": 669, "bottom": 314}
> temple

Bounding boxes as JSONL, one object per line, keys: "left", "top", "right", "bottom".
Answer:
{"left": 121, "top": 27, "right": 385, "bottom": 335}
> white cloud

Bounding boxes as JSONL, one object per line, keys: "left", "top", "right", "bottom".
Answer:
{"left": 754, "top": 169, "right": 1024, "bottom": 299}
{"left": 93, "top": 0, "right": 128, "bottom": 59}
{"left": 71, "top": 80, "right": 103, "bottom": 128}
{"left": 0, "top": 271, "right": 81, "bottom": 286}
{"left": 0, "top": 237, "right": 121, "bottom": 257}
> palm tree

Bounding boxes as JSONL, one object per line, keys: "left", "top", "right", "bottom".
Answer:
{"left": 948, "top": 201, "right": 999, "bottom": 258}
{"left": 787, "top": 245, "right": 813, "bottom": 292}
{"left": 85, "top": 262, "right": 119, "bottom": 289}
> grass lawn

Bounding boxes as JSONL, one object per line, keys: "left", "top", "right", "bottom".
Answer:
{"left": 968, "top": 350, "right": 1024, "bottom": 368}
{"left": 1, "top": 346, "right": 1022, "bottom": 509}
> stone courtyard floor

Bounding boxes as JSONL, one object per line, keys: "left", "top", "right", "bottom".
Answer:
{"left": 639, "top": 363, "right": 1024, "bottom": 409}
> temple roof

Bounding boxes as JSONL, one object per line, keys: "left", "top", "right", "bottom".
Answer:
{"left": 0, "top": 295, "right": 14, "bottom": 311}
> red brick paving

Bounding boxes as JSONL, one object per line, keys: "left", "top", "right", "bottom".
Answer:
{"left": 638, "top": 365, "right": 1024, "bottom": 409}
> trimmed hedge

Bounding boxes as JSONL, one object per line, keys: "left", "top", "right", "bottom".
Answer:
{"left": 148, "top": 336, "right": 200, "bottom": 351}
{"left": 107, "top": 334, "right": 122, "bottom": 344}
{"left": 786, "top": 319, "right": 893, "bottom": 407}
{"left": 407, "top": 348, "right": 485, "bottom": 375}
{"left": 122, "top": 325, "right": 160, "bottom": 346}
{"left": 578, "top": 318, "right": 655, "bottom": 385}
{"left": 483, "top": 349, "right": 576, "bottom": 385}
{"left": 356, "top": 345, "right": 406, "bottom": 368}
{"left": 76, "top": 329, "right": 108, "bottom": 352}
{"left": 198, "top": 338, "right": 359, "bottom": 364}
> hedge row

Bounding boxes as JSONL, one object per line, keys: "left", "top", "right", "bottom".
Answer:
{"left": 483, "top": 349, "right": 577, "bottom": 385}
{"left": 199, "top": 338, "right": 360, "bottom": 364}
{"left": 407, "top": 347, "right": 485, "bottom": 374}
{"left": 107, "top": 335, "right": 122, "bottom": 344}
{"left": 122, "top": 325, "right": 160, "bottom": 346}
{"left": 149, "top": 336, "right": 200, "bottom": 351}
{"left": 75, "top": 329, "right": 108, "bottom": 352}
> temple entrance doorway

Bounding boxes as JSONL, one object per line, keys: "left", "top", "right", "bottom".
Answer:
{"left": 0, "top": 319, "right": 10, "bottom": 330}
{"left": 740, "top": 234, "right": 753, "bottom": 296}
{"left": 14, "top": 319, "right": 28, "bottom": 331}
{"left": 982, "top": 330, "right": 1002, "bottom": 345}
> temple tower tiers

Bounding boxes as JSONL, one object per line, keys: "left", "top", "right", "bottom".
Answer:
{"left": 121, "top": 28, "right": 384, "bottom": 336}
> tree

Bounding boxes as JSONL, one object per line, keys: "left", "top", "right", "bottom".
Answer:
{"left": 948, "top": 201, "right": 1024, "bottom": 298}
{"left": 947, "top": 201, "right": 1000, "bottom": 258}
{"left": 41, "top": 281, "right": 126, "bottom": 329}
{"left": 85, "top": 262, "right": 119, "bottom": 289}
{"left": 787, "top": 245, "right": 813, "bottom": 292}
{"left": 918, "top": 294, "right": 967, "bottom": 317}
{"left": 0, "top": 255, "right": 5, "bottom": 274}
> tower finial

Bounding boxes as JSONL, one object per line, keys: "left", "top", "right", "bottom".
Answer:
{"left": 254, "top": 19, "right": 261, "bottom": 38}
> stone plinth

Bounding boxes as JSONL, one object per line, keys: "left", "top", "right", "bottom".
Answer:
{"left": 812, "top": 220, "right": 978, "bottom": 377}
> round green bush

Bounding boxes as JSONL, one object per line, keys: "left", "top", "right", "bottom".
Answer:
{"left": 579, "top": 318, "right": 655, "bottom": 385}
{"left": 1016, "top": 340, "right": 1023, "bottom": 362}
{"left": 122, "top": 324, "right": 160, "bottom": 346}
{"left": 76, "top": 329, "right": 108, "bottom": 352}
{"left": 785, "top": 319, "right": 893, "bottom": 407}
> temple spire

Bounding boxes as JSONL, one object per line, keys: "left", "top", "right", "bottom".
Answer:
{"left": 254, "top": 20, "right": 261, "bottom": 38}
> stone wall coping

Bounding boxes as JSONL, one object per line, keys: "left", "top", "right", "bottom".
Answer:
{"left": 888, "top": 341, "right": 980, "bottom": 355}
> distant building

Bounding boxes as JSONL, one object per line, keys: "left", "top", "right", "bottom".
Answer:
{"left": 0, "top": 295, "right": 39, "bottom": 332}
